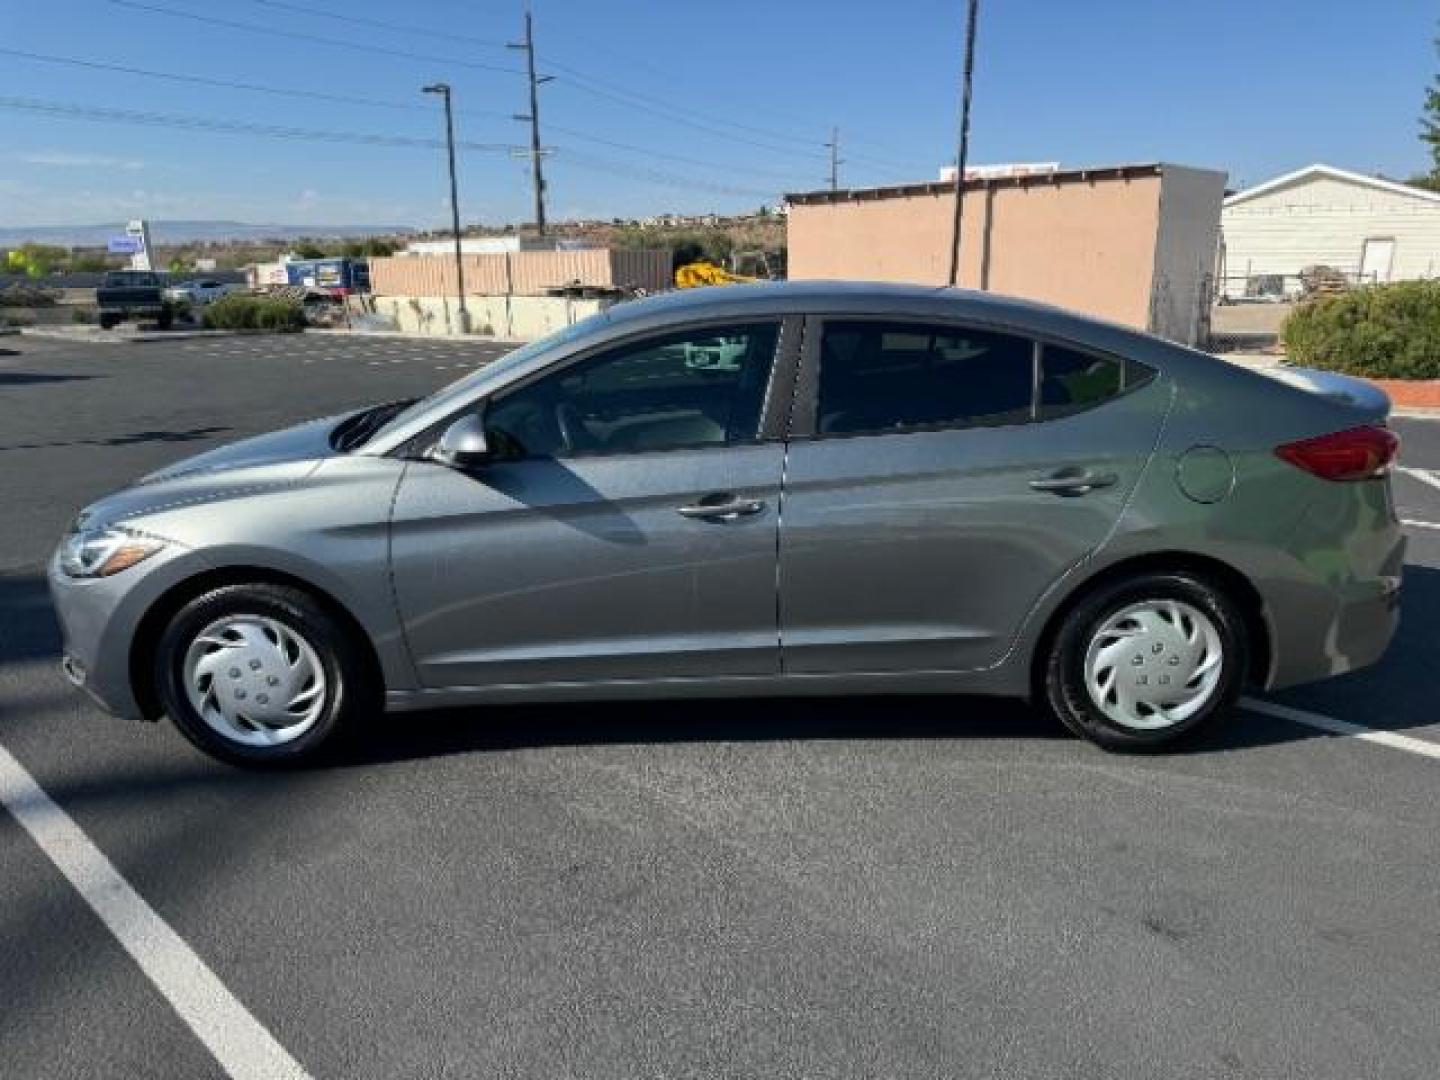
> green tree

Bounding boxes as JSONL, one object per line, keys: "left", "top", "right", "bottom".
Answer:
{"left": 11, "top": 243, "right": 67, "bottom": 278}
{"left": 1417, "top": 30, "right": 1440, "bottom": 190}
{"left": 292, "top": 241, "right": 329, "bottom": 260}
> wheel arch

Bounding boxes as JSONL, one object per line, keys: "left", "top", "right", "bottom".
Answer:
{"left": 128, "top": 565, "right": 383, "bottom": 721}
{"left": 1027, "top": 550, "right": 1272, "bottom": 700}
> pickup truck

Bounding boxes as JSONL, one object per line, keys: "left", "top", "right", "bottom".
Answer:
{"left": 96, "top": 270, "right": 174, "bottom": 330}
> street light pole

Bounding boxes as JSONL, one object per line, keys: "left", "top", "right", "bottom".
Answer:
{"left": 423, "top": 81, "right": 469, "bottom": 334}
{"left": 946, "top": 0, "right": 980, "bottom": 288}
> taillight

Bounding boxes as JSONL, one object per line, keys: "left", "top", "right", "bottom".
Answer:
{"left": 1275, "top": 425, "right": 1399, "bottom": 481}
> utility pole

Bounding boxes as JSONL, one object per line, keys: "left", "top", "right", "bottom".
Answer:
{"left": 946, "top": 0, "right": 980, "bottom": 287}
{"left": 825, "top": 126, "right": 842, "bottom": 191}
{"left": 509, "top": 9, "right": 553, "bottom": 237}
{"left": 422, "top": 82, "right": 469, "bottom": 334}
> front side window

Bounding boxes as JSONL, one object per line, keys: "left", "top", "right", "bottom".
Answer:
{"left": 485, "top": 322, "right": 780, "bottom": 459}
{"left": 817, "top": 321, "right": 1034, "bottom": 435}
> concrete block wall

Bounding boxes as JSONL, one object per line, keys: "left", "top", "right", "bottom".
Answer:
{"left": 369, "top": 294, "right": 613, "bottom": 340}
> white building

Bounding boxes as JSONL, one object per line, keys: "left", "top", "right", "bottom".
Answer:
{"left": 1219, "top": 163, "right": 1440, "bottom": 299}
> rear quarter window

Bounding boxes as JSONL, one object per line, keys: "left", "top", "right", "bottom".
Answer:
{"left": 1038, "top": 344, "right": 1156, "bottom": 421}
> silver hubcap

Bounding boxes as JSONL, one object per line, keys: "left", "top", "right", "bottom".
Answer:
{"left": 1083, "top": 599, "right": 1223, "bottom": 731}
{"left": 182, "top": 616, "right": 327, "bottom": 747}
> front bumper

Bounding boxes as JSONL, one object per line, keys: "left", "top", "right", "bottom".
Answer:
{"left": 47, "top": 542, "right": 203, "bottom": 721}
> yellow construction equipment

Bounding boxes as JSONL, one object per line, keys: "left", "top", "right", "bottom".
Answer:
{"left": 674, "top": 261, "right": 758, "bottom": 288}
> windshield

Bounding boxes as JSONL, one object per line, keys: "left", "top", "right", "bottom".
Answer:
{"left": 373, "top": 309, "right": 612, "bottom": 439}
{"left": 105, "top": 271, "right": 161, "bottom": 287}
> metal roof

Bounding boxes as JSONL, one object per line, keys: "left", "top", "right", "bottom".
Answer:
{"left": 784, "top": 163, "right": 1166, "bottom": 206}
{"left": 1222, "top": 163, "right": 1440, "bottom": 208}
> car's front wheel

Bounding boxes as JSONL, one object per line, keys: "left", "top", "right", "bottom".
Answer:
{"left": 154, "top": 583, "right": 373, "bottom": 766}
{"left": 1042, "top": 571, "right": 1247, "bottom": 751}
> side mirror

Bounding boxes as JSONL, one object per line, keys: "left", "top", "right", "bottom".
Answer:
{"left": 429, "top": 411, "right": 489, "bottom": 468}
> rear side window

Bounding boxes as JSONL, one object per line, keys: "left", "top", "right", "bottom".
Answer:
{"left": 1038, "top": 344, "right": 1156, "bottom": 420}
{"left": 817, "top": 322, "right": 1034, "bottom": 434}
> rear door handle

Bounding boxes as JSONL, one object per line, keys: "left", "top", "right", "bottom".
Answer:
{"left": 1029, "top": 469, "right": 1118, "bottom": 495}
{"left": 676, "top": 495, "right": 767, "bottom": 521}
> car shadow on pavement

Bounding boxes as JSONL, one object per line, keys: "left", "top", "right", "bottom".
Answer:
{"left": 0, "top": 572, "right": 60, "bottom": 666}
{"left": 0, "top": 425, "right": 232, "bottom": 452}
{"left": 5, "top": 565, "right": 1437, "bottom": 769}
{"left": 0, "top": 372, "right": 98, "bottom": 386}
{"left": 331, "top": 563, "right": 1440, "bottom": 768}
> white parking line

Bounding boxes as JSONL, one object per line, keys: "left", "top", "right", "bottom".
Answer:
{"left": 0, "top": 745, "right": 312, "bottom": 1080}
{"left": 1398, "top": 466, "right": 1440, "bottom": 493}
{"left": 1241, "top": 698, "right": 1440, "bottom": 760}
{"left": 1402, "top": 519, "right": 1440, "bottom": 531}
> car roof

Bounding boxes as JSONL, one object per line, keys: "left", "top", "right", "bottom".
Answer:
{"left": 608, "top": 280, "right": 1060, "bottom": 323}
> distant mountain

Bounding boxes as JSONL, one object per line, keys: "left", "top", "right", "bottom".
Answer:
{"left": 0, "top": 220, "right": 419, "bottom": 247}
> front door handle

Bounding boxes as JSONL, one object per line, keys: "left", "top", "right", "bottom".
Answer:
{"left": 676, "top": 494, "right": 767, "bottom": 521}
{"left": 1029, "top": 469, "right": 1119, "bottom": 495}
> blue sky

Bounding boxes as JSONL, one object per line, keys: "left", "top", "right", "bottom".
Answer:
{"left": 1, "top": 0, "right": 1437, "bottom": 229}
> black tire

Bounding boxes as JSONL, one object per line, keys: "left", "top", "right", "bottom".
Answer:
{"left": 153, "top": 582, "right": 376, "bottom": 767}
{"left": 156, "top": 306, "right": 174, "bottom": 330}
{"left": 1042, "top": 571, "right": 1247, "bottom": 752}
{"left": 98, "top": 314, "right": 118, "bottom": 330}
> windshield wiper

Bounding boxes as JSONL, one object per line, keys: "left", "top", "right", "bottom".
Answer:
{"left": 332, "top": 399, "right": 416, "bottom": 452}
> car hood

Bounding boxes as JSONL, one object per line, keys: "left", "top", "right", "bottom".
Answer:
{"left": 72, "top": 412, "right": 353, "bottom": 532}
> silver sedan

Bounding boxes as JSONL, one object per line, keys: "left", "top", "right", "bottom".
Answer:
{"left": 48, "top": 282, "right": 1404, "bottom": 764}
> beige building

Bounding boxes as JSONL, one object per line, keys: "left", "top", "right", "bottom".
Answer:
{"left": 785, "top": 163, "right": 1226, "bottom": 345}
{"left": 366, "top": 247, "right": 671, "bottom": 339}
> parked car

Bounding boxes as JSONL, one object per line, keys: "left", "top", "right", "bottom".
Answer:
{"left": 95, "top": 270, "right": 173, "bottom": 330}
{"left": 49, "top": 282, "right": 1404, "bottom": 765}
{"left": 164, "top": 279, "right": 240, "bottom": 306}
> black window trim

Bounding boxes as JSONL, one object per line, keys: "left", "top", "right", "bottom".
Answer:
{"left": 790, "top": 313, "right": 1155, "bottom": 442}
{"left": 405, "top": 313, "right": 802, "bottom": 463}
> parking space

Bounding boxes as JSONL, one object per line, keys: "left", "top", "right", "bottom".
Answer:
{"left": 3, "top": 335, "right": 1439, "bottom": 1078}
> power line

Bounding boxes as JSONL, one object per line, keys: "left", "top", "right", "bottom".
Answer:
{"left": 550, "top": 65, "right": 926, "bottom": 177}
{"left": 542, "top": 58, "right": 824, "bottom": 149}
{"left": 243, "top": 0, "right": 511, "bottom": 50}
{"left": 101, "top": 0, "right": 930, "bottom": 177}
{"left": 534, "top": 31, "right": 925, "bottom": 161}
{"left": 0, "top": 96, "right": 518, "bottom": 152}
{"left": 234, "top": 0, "right": 913, "bottom": 168}
{"left": 549, "top": 73, "right": 825, "bottom": 162}
{"left": 542, "top": 121, "right": 811, "bottom": 184}
{"left": 101, "top": 0, "right": 527, "bottom": 77}
{"left": 0, "top": 47, "right": 814, "bottom": 186}
{"left": 0, "top": 46, "right": 509, "bottom": 118}
{"left": 554, "top": 149, "right": 782, "bottom": 200}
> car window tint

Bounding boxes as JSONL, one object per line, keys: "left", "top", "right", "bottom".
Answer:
{"left": 817, "top": 322, "right": 1033, "bottom": 435}
{"left": 485, "top": 322, "right": 780, "bottom": 459}
{"left": 1039, "top": 345, "right": 1155, "bottom": 420}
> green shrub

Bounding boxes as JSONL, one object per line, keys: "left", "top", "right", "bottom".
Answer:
{"left": 1282, "top": 280, "right": 1440, "bottom": 379}
{"left": 201, "top": 295, "right": 305, "bottom": 332}
{"left": 72, "top": 307, "right": 96, "bottom": 324}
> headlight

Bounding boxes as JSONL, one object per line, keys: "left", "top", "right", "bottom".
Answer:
{"left": 59, "top": 526, "right": 166, "bottom": 578}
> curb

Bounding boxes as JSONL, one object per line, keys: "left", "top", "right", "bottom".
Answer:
{"left": 303, "top": 328, "right": 524, "bottom": 346}
{"left": 1367, "top": 379, "right": 1440, "bottom": 412}
{"left": 19, "top": 327, "right": 242, "bottom": 344}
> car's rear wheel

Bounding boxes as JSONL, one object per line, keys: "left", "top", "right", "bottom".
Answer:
{"left": 98, "top": 314, "right": 118, "bottom": 330}
{"left": 1042, "top": 571, "right": 1247, "bottom": 751}
{"left": 154, "top": 583, "right": 373, "bottom": 766}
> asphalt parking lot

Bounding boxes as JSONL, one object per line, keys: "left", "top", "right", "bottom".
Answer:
{"left": 3, "top": 332, "right": 1440, "bottom": 1079}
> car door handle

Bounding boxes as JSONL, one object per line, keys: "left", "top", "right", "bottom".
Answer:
{"left": 676, "top": 495, "right": 767, "bottom": 521}
{"left": 1028, "top": 469, "right": 1118, "bottom": 495}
